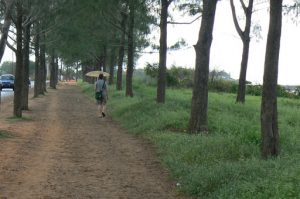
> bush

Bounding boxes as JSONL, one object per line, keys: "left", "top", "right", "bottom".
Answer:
{"left": 144, "top": 64, "right": 194, "bottom": 88}
{"left": 246, "top": 84, "right": 262, "bottom": 96}
{"left": 167, "top": 66, "right": 194, "bottom": 88}
{"left": 208, "top": 79, "right": 238, "bottom": 93}
{"left": 246, "top": 84, "right": 299, "bottom": 98}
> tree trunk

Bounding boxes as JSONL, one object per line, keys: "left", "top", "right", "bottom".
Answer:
{"left": 156, "top": 0, "right": 169, "bottom": 103}
{"left": 50, "top": 49, "right": 56, "bottom": 89}
{"left": 126, "top": 1, "right": 134, "bottom": 97}
{"left": 59, "top": 59, "right": 63, "bottom": 81}
{"left": 116, "top": 11, "right": 127, "bottom": 91}
{"left": 230, "top": 0, "right": 254, "bottom": 103}
{"left": 22, "top": 22, "right": 31, "bottom": 110}
{"left": 55, "top": 57, "right": 59, "bottom": 85}
{"left": 189, "top": 0, "right": 218, "bottom": 133}
{"left": 82, "top": 64, "right": 88, "bottom": 82}
{"left": 236, "top": 38, "right": 250, "bottom": 103}
{"left": 40, "top": 26, "right": 46, "bottom": 93}
{"left": 103, "top": 45, "right": 107, "bottom": 72}
{"left": 261, "top": 0, "right": 282, "bottom": 159}
{"left": 13, "top": 3, "right": 23, "bottom": 117}
{"left": 0, "top": 0, "right": 14, "bottom": 63}
{"left": 34, "top": 22, "right": 41, "bottom": 97}
{"left": 109, "top": 47, "right": 116, "bottom": 85}
{"left": 75, "top": 61, "right": 79, "bottom": 82}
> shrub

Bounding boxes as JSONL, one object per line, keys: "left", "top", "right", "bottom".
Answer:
{"left": 144, "top": 64, "right": 194, "bottom": 88}
{"left": 246, "top": 84, "right": 262, "bottom": 96}
{"left": 208, "top": 79, "right": 237, "bottom": 93}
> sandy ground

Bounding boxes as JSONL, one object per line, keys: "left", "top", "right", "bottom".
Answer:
{"left": 0, "top": 83, "right": 186, "bottom": 199}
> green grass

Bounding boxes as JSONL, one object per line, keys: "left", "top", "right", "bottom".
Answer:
{"left": 79, "top": 81, "right": 300, "bottom": 199}
{"left": 7, "top": 116, "right": 32, "bottom": 122}
{"left": 0, "top": 130, "right": 12, "bottom": 139}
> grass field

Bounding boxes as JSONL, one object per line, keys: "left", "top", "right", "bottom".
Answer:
{"left": 79, "top": 80, "right": 300, "bottom": 198}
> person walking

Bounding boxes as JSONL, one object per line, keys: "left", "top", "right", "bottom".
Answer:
{"left": 95, "top": 73, "right": 108, "bottom": 117}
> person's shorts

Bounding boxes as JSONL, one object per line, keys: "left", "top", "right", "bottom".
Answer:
{"left": 97, "top": 97, "right": 107, "bottom": 105}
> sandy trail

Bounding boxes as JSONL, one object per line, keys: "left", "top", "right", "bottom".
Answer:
{"left": 0, "top": 83, "right": 185, "bottom": 199}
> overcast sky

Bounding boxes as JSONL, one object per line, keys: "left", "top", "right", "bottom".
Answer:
{"left": 138, "top": 0, "right": 300, "bottom": 85}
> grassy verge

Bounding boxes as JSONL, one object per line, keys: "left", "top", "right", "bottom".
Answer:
{"left": 78, "top": 80, "right": 300, "bottom": 199}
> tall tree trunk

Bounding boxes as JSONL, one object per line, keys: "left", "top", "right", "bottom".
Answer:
{"left": 109, "top": 47, "right": 116, "bottom": 84}
{"left": 103, "top": 45, "right": 107, "bottom": 72}
{"left": 13, "top": 3, "right": 23, "bottom": 117}
{"left": 82, "top": 64, "right": 88, "bottom": 82}
{"left": 156, "top": 0, "right": 170, "bottom": 103}
{"left": 40, "top": 26, "right": 46, "bottom": 93}
{"left": 50, "top": 49, "right": 56, "bottom": 89}
{"left": 126, "top": 1, "right": 134, "bottom": 97}
{"left": 75, "top": 61, "right": 79, "bottom": 82}
{"left": 230, "top": 0, "right": 254, "bottom": 103}
{"left": 116, "top": 11, "right": 127, "bottom": 91}
{"left": 0, "top": 0, "right": 14, "bottom": 63}
{"left": 236, "top": 39, "right": 250, "bottom": 103}
{"left": 261, "top": 0, "right": 282, "bottom": 159}
{"left": 60, "top": 59, "right": 63, "bottom": 81}
{"left": 22, "top": 22, "right": 31, "bottom": 110}
{"left": 66, "top": 65, "right": 70, "bottom": 80}
{"left": 188, "top": 0, "right": 218, "bottom": 133}
{"left": 34, "top": 22, "right": 40, "bottom": 97}
{"left": 55, "top": 56, "right": 59, "bottom": 85}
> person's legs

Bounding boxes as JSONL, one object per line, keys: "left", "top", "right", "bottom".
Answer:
{"left": 101, "top": 105, "right": 106, "bottom": 117}
{"left": 97, "top": 100, "right": 102, "bottom": 117}
{"left": 101, "top": 97, "right": 107, "bottom": 117}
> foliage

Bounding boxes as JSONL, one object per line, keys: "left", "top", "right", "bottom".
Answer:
{"left": 0, "top": 61, "right": 15, "bottom": 74}
{"left": 209, "top": 79, "right": 238, "bottom": 93}
{"left": 44, "top": 0, "right": 154, "bottom": 70}
{"left": 144, "top": 62, "right": 159, "bottom": 78}
{"left": 143, "top": 66, "right": 300, "bottom": 98}
{"left": 79, "top": 80, "right": 300, "bottom": 198}
{"left": 168, "top": 38, "right": 188, "bottom": 50}
{"left": 283, "top": 0, "right": 300, "bottom": 23}
{"left": 293, "top": 86, "right": 300, "bottom": 96}
{"left": 209, "top": 69, "right": 232, "bottom": 81}
{"left": 0, "top": 61, "right": 35, "bottom": 77}
{"left": 246, "top": 84, "right": 262, "bottom": 96}
{"left": 144, "top": 64, "right": 194, "bottom": 87}
{"left": 167, "top": 66, "right": 194, "bottom": 87}
{"left": 176, "top": 0, "right": 203, "bottom": 15}
{"left": 246, "top": 84, "right": 299, "bottom": 99}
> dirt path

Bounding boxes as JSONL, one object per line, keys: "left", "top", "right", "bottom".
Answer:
{"left": 0, "top": 83, "right": 185, "bottom": 199}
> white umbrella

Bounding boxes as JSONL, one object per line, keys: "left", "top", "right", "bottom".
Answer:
{"left": 85, "top": 71, "right": 110, "bottom": 77}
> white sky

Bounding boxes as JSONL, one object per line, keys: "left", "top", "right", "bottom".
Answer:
{"left": 138, "top": 0, "right": 300, "bottom": 85}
